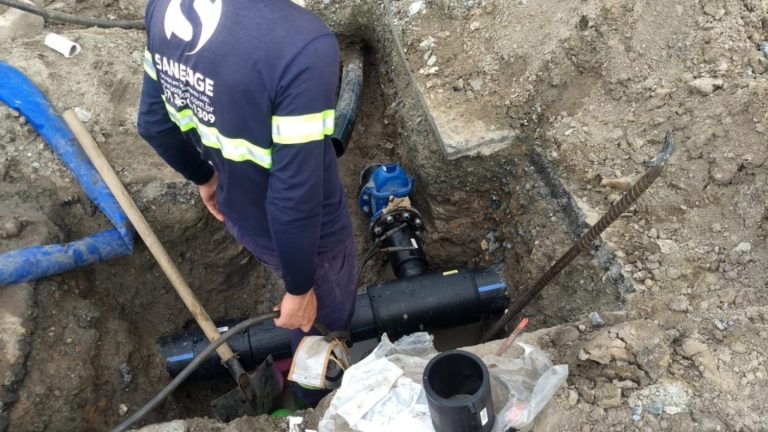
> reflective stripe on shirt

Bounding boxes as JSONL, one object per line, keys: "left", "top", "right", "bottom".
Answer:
{"left": 163, "top": 98, "right": 273, "bottom": 169}
{"left": 272, "top": 110, "right": 334, "bottom": 144}
{"left": 143, "top": 48, "right": 157, "bottom": 80}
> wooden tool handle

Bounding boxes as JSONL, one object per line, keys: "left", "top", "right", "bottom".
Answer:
{"left": 62, "top": 110, "right": 236, "bottom": 363}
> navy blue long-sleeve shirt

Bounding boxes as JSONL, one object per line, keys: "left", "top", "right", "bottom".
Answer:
{"left": 137, "top": 0, "right": 352, "bottom": 295}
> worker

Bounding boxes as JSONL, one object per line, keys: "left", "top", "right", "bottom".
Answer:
{"left": 137, "top": 0, "right": 357, "bottom": 406}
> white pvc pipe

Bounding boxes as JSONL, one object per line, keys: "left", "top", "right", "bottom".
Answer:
{"left": 44, "top": 33, "right": 81, "bottom": 58}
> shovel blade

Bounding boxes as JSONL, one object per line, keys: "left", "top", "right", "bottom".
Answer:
{"left": 211, "top": 356, "right": 280, "bottom": 421}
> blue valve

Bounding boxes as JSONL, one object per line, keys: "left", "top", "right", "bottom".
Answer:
{"left": 358, "top": 164, "right": 414, "bottom": 224}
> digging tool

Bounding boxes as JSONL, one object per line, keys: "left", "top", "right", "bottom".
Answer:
{"left": 62, "top": 110, "right": 275, "bottom": 419}
{"left": 480, "top": 132, "right": 676, "bottom": 343}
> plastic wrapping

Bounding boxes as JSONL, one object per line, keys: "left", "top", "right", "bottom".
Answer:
{"left": 319, "top": 333, "right": 567, "bottom": 432}
{"left": 485, "top": 344, "right": 568, "bottom": 431}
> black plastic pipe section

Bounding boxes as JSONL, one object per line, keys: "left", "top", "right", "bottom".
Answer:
{"left": 159, "top": 267, "right": 508, "bottom": 379}
{"left": 381, "top": 224, "right": 428, "bottom": 278}
{"left": 423, "top": 350, "right": 495, "bottom": 432}
{"left": 331, "top": 44, "right": 364, "bottom": 157}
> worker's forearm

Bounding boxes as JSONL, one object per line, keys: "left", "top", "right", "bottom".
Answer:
{"left": 137, "top": 74, "right": 214, "bottom": 185}
{"left": 266, "top": 141, "right": 326, "bottom": 295}
{"left": 142, "top": 130, "right": 214, "bottom": 185}
{"left": 267, "top": 216, "right": 321, "bottom": 295}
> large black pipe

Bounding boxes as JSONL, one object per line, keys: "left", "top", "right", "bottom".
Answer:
{"left": 159, "top": 266, "right": 508, "bottom": 379}
{"left": 331, "top": 44, "right": 364, "bottom": 157}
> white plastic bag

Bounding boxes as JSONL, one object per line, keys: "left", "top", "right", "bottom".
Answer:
{"left": 483, "top": 344, "right": 568, "bottom": 431}
{"left": 319, "top": 333, "right": 436, "bottom": 432}
{"left": 319, "top": 333, "right": 567, "bottom": 432}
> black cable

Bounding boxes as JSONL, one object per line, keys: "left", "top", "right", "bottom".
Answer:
{"left": 112, "top": 312, "right": 278, "bottom": 432}
{"left": 355, "top": 222, "right": 410, "bottom": 283}
{"left": 0, "top": 0, "right": 144, "bottom": 29}
{"left": 356, "top": 238, "right": 381, "bottom": 284}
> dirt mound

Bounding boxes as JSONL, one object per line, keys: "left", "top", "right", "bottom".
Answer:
{"left": 1, "top": 0, "right": 768, "bottom": 431}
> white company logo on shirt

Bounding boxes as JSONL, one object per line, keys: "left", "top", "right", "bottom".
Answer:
{"left": 164, "top": 0, "right": 223, "bottom": 54}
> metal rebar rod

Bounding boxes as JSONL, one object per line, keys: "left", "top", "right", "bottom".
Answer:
{"left": 480, "top": 132, "right": 675, "bottom": 343}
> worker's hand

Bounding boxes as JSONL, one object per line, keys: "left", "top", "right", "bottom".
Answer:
{"left": 273, "top": 289, "right": 317, "bottom": 332}
{"left": 198, "top": 174, "right": 225, "bottom": 222}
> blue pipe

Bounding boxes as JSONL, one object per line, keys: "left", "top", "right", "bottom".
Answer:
{"left": 0, "top": 61, "right": 134, "bottom": 286}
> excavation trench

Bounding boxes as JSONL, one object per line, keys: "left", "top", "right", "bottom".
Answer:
{"left": 5, "top": 31, "right": 628, "bottom": 432}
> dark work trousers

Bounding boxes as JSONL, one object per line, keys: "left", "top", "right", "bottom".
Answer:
{"left": 226, "top": 221, "right": 358, "bottom": 407}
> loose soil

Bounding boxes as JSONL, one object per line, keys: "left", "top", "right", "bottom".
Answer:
{"left": 1, "top": 0, "right": 767, "bottom": 431}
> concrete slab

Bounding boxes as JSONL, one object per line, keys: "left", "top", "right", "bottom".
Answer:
{"left": 384, "top": 0, "right": 520, "bottom": 160}
{"left": 422, "top": 92, "right": 518, "bottom": 158}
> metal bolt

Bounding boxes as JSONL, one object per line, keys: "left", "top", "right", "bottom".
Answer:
{"left": 362, "top": 206, "right": 370, "bottom": 214}
{"left": 403, "top": 213, "right": 412, "bottom": 221}
{"left": 415, "top": 218, "right": 423, "bottom": 227}
{"left": 373, "top": 226, "right": 382, "bottom": 236}
{"left": 385, "top": 216, "right": 394, "bottom": 224}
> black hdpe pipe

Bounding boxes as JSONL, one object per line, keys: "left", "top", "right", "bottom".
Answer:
{"left": 160, "top": 267, "right": 509, "bottom": 379}
{"left": 424, "top": 350, "right": 495, "bottom": 432}
{"left": 331, "top": 44, "right": 364, "bottom": 157}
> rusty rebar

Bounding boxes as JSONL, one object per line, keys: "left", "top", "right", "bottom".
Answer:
{"left": 480, "top": 132, "right": 675, "bottom": 343}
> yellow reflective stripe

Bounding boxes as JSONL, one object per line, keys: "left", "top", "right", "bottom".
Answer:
{"left": 272, "top": 109, "right": 335, "bottom": 144}
{"left": 162, "top": 98, "right": 272, "bottom": 169}
{"left": 322, "top": 109, "right": 335, "bottom": 135}
{"left": 143, "top": 48, "right": 157, "bottom": 80}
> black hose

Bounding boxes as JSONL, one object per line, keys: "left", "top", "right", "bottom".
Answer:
{"left": 480, "top": 132, "right": 675, "bottom": 343}
{"left": 332, "top": 44, "right": 364, "bottom": 157}
{"left": 0, "top": 0, "right": 144, "bottom": 29}
{"left": 112, "top": 312, "right": 278, "bottom": 432}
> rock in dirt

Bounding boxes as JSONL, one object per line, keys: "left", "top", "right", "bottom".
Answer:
{"left": 0, "top": 218, "right": 23, "bottom": 239}
{"left": 552, "top": 325, "right": 580, "bottom": 346}
{"left": 468, "top": 78, "right": 484, "bottom": 92}
{"left": 657, "top": 239, "right": 680, "bottom": 254}
{"left": 595, "top": 382, "right": 622, "bottom": 408}
{"left": 408, "top": 1, "right": 424, "bottom": 16}
{"left": 732, "top": 242, "right": 752, "bottom": 253}
{"left": 568, "top": 389, "right": 579, "bottom": 406}
{"left": 600, "top": 176, "right": 635, "bottom": 191}
{"left": 709, "top": 159, "right": 739, "bottom": 185}
{"left": 579, "top": 332, "right": 632, "bottom": 364}
{"left": 691, "top": 410, "right": 727, "bottom": 432}
{"left": 717, "top": 288, "right": 737, "bottom": 305}
{"left": 616, "top": 321, "right": 671, "bottom": 382}
{"left": 74, "top": 107, "right": 93, "bottom": 123}
{"left": 590, "top": 311, "right": 606, "bottom": 327}
{"left": 668, "top": 295, "right": 690, "bottom": 312}
{"left": 742, "top": 152, "right": 767, "bottom": 169}
{"left": 136, "top": 420, "right": 188, "bottom": 432}
{"left": 688, "top": 77, "right": 724, "bottom": 95}
{"left": 678, "top": 336, "right": 732, "bottom": 390}
{"left": 678, "top": 338, "right": 708, "bottom": 358}
{"left": 667, "top": 267, "right": 681, "bottom": 280}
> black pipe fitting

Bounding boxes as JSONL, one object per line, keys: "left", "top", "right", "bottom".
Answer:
{"left": 159, "top": 267, "right": 508, "bottom": 379}
{"left": 423, "top": 350, "right": 495, "bottom": 432}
